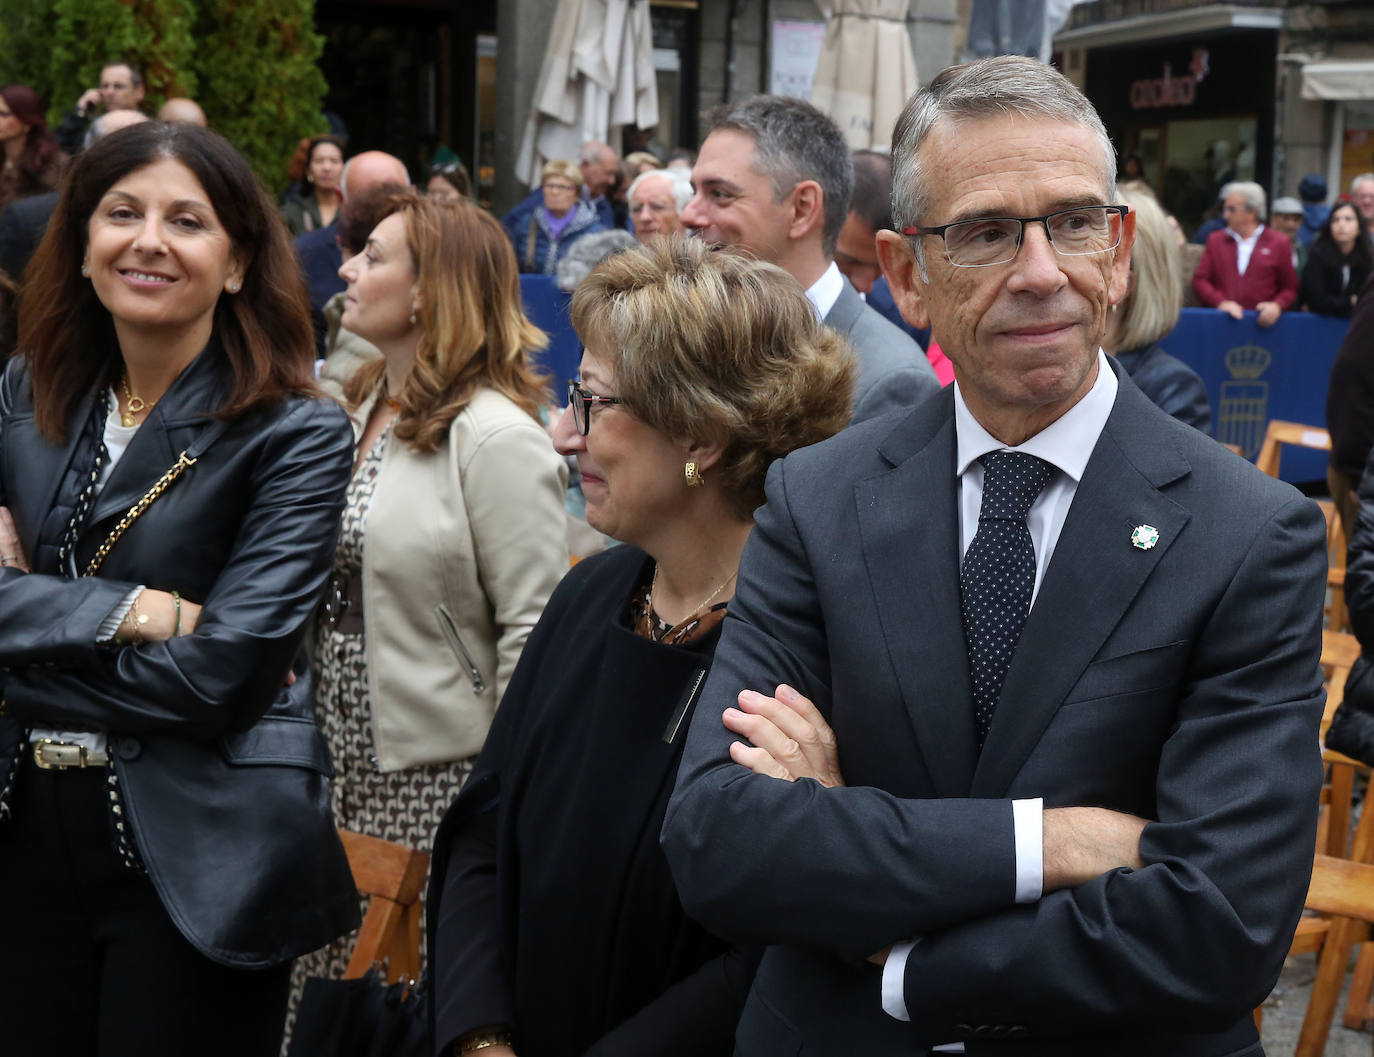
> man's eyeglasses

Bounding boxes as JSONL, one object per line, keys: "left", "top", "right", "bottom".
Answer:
{"left": 567, "top": 381, "right": 625, "bottom": 436}
{"left": 903, "top": 205, "right": 1128, "bottom": 268}
{"left": 543, "top": 182, "right": 578, "bottom": 194}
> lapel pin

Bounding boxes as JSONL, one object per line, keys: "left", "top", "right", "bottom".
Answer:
{"left": 1131, "top": 524, "right": 1160, "bottom": 551}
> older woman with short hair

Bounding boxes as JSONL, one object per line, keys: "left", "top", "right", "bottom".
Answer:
{"left": 515, "top": 158, "right": 607, "bottom": 275}
{"left": 429, "top": 234, "right": 856, "bottom": 1057}
{"left": 1105, "top": 187, "right": 1211, "bottom": 431}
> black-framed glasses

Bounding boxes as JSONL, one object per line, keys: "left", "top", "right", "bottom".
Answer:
{"left": 903, "top": 205, "right": 1128, "bottom": 268}
{"left": 567, "top": 380, "right": 625, "bottom": 436}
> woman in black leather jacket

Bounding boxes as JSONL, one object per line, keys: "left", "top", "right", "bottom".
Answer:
{"left": 0, "top": 122, "right": 359, "bottom": 1056}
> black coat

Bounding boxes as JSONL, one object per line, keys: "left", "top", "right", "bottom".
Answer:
{"left": 428, "top": 545, "right": 759, "bottom": 1057}
{"left": 0, "top": 344, "right": 361, "bottom": 968}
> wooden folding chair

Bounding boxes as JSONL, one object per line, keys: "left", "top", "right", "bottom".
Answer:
{"left": 338, "top": 828, "right": 431, "bottom": 983}
{"left": 1254, "top": 420, "right": 1349, "bottom": 632}
{"left": 1295, "top": 853, "right": 1374, "bottom": 1057}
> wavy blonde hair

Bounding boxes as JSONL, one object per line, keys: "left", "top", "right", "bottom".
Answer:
{"left": 344, "top": 193, "right": 550, "bottom": 451}
{"left": 570, "top": 235, "right": 857, "bottom": 520}
{"left": 1115, "top": 186, "right": 1182, "bottom": 352}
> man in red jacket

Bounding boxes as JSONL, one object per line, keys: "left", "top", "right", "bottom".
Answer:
{"left": 1191, "top": 181, "right": 1299, "bottom": 327}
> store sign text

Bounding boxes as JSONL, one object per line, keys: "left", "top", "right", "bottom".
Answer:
{"left": 1130, "top": 49, "right": 1210, "bottom": 110}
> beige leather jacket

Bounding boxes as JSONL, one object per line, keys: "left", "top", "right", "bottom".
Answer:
{"left": 351, "top": 384, "right": 569, "bottom": 771}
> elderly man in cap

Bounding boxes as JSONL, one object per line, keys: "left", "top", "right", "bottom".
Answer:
{"left": 664, "top": 55, "right": 1324, "bottom": 1056}
{"left": 1270, "top": 195, "right": 1307, "bottom": 274}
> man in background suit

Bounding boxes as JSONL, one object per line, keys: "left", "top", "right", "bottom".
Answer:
{"left": 680, "top": 96, "right": 938, "bottom": 423}
{"left": 663, "top": 56, "right": 1325, "bottom": 1056}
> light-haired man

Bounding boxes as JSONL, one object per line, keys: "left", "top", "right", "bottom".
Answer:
{"left": 665, "top": 55, "right": 1323, "bottom": 1056}
{"left": 1191, "top": 180, "right": 1298, "bottom": 327}
{"left": 628, "top": 169, "right": 690, "bottom": 240}
{"left": 681, "top": 96, "right": 937, "bottom": 423}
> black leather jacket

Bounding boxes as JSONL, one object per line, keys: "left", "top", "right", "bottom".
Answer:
{"left": 0, "top": 343, "right": 361, "bottom": 968}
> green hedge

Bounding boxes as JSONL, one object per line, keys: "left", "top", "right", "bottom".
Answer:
{"left": 0, "top": 0, "right": 326, "bottom": 194}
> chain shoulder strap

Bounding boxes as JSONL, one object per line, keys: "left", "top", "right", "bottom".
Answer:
{"left": 83, "top": 451, "right": 197, "bottom": 578}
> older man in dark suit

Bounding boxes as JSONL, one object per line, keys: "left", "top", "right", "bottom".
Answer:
{"left": 664, "top": 56, "right": 1325, "bottom": 1056}
{"left": 680, "top": 96, "right": 938, "bottom": 423}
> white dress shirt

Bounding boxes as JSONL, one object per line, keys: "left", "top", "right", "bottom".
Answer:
{"left": 881, "top": 353, "right": 1119, "bottom": 1035}
{"left": 804, "top": 260, "right": 844, "bottom": 321}
{"left": 1227, "top": 223, "right": 1265, "bottom": 276}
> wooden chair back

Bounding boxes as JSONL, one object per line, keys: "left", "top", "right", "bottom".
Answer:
{"left": 1295, "top": 852, "right": 1374, "bottom": 1057}
{"left": 1253, "top": 420, "right": 1348, "bottom": 631}
{"left": 338, "top": 828, "right": 431, "bottom": 983}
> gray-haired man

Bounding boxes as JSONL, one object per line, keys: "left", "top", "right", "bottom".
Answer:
{"left": 681, "top": 96, "right": 938, "bottom": 423}
{"left": 665, "top": 56, "right": 1323, "bottom": 1056}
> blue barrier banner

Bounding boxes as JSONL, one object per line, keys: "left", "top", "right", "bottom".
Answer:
{"left": 1158, "top": 308, "right": 1350, "bottom": 484}
{"left": 519, "top": 275, "right": 581, "bottom": 405}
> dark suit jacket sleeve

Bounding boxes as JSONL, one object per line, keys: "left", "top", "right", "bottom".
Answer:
{"left": 895, "top": 494, "right": 1326, "bottom": 1039}
{"left": 0, "top": 397, "right": 353, "bottom": 739}
{"left": 1190, "top": 233, "right": 1227, "bottom": 307}
{"left": 663, "top": 457, "right": 1019, "bottom": 960}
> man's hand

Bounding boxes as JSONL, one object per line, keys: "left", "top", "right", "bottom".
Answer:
{"left": 1042, "top": 806, "right": 1147, "bottom": 892}
{"left": 76, "top": 88, "right": 103, "bottom": 114}
{"left": 1256, "top": 300, "right": 1283, "bottom": 328}
{"left": 1216, "top": 299, "right": 1244, "bottom": 320}
{"left": 724, "top": 684, "right": 846, "bottom": 787}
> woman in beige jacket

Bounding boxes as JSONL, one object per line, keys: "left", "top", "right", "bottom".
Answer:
{"left": 291, "top": 191, "right": 568, "bottom": 1003}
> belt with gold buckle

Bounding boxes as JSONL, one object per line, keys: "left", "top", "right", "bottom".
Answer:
{"left": 32, "top": 738, "right": 109, "bottom": 770}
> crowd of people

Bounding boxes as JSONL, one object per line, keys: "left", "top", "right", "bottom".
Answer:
{"left": 0, "top": 49, "right": 1358, "bottom": 1057}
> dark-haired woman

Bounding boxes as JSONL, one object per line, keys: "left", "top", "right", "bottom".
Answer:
{"left": 281, "top": 135, "right": 344, "bottom": 236}
{"left": 1302, "top": 200, "right": 1373, "bottom": 317}
{"left": 0, "top": 84, "right": 64, "bottom": 218}
{"left": 0, "top": 122, "right": 359, "bottom": 1056}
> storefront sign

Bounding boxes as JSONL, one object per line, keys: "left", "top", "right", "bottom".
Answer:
{"left": 1130, "top": 49, "right": 1209, "bottom": 110}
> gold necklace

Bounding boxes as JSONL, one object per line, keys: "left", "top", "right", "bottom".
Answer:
{"left": 650, "top": 563, "right": 738, "bottom": 627}
{"left": 120, "top": 373, "right": 157, "bottom": 427}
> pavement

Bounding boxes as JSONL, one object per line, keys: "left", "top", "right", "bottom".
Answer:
{"left": 1262, "top": 951, "right": 1370, "bottom": 1055}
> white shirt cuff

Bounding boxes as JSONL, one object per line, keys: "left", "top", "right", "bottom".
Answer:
{"left": 97, "top": 587, "right": 145, "bottom": 642}
{"left": 881, "top": 939, "right": 916, "bottom": 1021}
{"left": 1013, "top": 796, "right": 1044, "bottom": 904}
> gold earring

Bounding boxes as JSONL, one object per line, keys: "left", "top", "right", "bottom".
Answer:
{"left": 685, "top": 461, "right": 704, "bottom": 488}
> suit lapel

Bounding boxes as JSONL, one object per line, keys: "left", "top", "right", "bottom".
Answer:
{"left": 86, "top": 344, "right": 229, "bottom": 530}
{"left": 823, "top": 276, "right": 863, "bottom": 334}
{"left": 971, "top": 376, "right": 1193, "bottom": 797}
{"left": 856, "top": 389, "right": 978, "bottom": 796}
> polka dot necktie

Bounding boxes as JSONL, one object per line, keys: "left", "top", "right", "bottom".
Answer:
{"left": 961, "top": 452, "right": 1056, "bottom": 749}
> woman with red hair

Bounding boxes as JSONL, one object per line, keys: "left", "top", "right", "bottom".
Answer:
{"left": 0, "top": 84, "right": 64, "bottom": 217}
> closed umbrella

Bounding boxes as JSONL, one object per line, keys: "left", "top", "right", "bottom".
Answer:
{"left": 810, "top": 0, "right": 919, "bottom": 151}
{"left": 516, "top": 0, "right": 659, "bottom": 186}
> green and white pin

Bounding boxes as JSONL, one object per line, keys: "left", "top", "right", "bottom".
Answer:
{"left": 1131, "top": 524, "right": 1160, "bottom": 551}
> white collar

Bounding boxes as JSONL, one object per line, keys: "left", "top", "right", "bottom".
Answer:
{"left": 1226, "top": 223, "right": 1264, "bottom": 245}
{"left": 954, "top": 350, "right": 1117, "bottom": 481}
{"left": 805, "top": 261, "right": 844, "bottom": 320}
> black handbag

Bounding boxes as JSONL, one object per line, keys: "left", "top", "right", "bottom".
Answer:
{"left": 287, "top": 969, "right": 430, "bottom": 1057}
{"left": 1326, "top": 654, "right": 1374, "bottom": 766}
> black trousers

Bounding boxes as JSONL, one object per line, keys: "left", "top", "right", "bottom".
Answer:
{"left": 0, "top": 756, "right": 292, "bottom": 1057}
